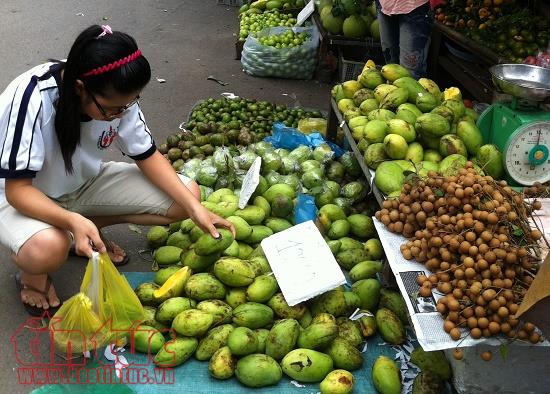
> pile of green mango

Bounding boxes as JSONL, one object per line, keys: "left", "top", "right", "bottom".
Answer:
{"left": 133, "top": 248, "right": 409, "bottom": 392}
{"left": 332, "top": 62, "right": 505, "bottom": 196}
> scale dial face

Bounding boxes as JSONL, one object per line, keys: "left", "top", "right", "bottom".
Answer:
{"left": 504, "top": 121, "right": 550, "bottom": 186}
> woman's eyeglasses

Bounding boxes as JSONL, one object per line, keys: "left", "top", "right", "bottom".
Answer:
{"left": 86, "top": 87, "right": 140, "bottom": 119}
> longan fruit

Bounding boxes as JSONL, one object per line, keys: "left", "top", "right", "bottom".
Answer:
{"left": 453, "top": 348, "right": 465, "bottom": 360}
{"left": 470, "top": 328, "right": 482, "bottom": 339}
{"left": 482, "top": 289, "right": 496, "bottom": 302}
{"left": 450, "top": 327, "right": 461, "bottom": 341}
{"left": 488, "top": 322, "right": 501, "bottom": 335}
{"left": 419, "top": 286, "right": 432, "bottom": 297}
{"left": 436, "top": 302, "right": 447, "bottom": 314}
{"left": 518, "top": 329, "right": 529, "bottom": 340}
{"left": 447, "top": 311, "right": 460, "bottom": 323}
{"left": 488, "top": 299, "right": 500, "bottom": 311}
{"left": 416, "top": 274, "right": 428, "bottom": 286}
{"left": 523, "top": 322, "right": 535, "bottom": 333}
{"left": 467, "top": 317, "right": 478, "bottom": 329}
{"left": 444, "top": 320, "right": 456, "bottom": 333}
{"left": 481, "top": 351, "right": 492, "bottom": 361}
{"left": 478, "top": 317, "right": 489, "bottom": 329}
{"left": 448, "top": 298, "right": 460, "bottom": 312}
{"left": 529, "top": 332, "right": 541, "bottom": 344}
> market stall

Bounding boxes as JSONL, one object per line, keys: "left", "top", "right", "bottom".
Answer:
{"left": 35, "top": 2, "right": 550, "bottom": 394}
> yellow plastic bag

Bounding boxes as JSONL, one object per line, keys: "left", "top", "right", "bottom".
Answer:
{"left": 297, "top": 118, "right": 327, "bottom": 136}
{"left": 49, "top": 292, "right": 112, "bottom": 354}
{"left": 80, "top": 252, "right": 145, "bottom": 335}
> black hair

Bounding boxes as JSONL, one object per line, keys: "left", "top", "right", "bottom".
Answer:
{"left": 55, "top": 25, "right": 151, "bottom": 173}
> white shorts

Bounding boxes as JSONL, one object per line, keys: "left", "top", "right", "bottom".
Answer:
{"left": 0, "top": 161, "right": 192, "bottom": 254}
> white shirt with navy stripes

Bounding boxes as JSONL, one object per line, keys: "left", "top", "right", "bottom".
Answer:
{"left": 0, "top": 62, "right": 156, "bottom": 203}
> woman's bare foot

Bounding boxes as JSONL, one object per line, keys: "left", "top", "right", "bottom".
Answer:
{"left": 103, "top": 240, "right": 126, "bottom": 263}
{"left": 19, "top": 272, "right": 60, "bottom": 310}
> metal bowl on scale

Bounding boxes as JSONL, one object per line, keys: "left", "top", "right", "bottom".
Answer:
{"left": 489, "top": 64, "right": 550, "bottom": 102}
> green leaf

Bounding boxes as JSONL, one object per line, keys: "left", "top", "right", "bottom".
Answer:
{"left": 512, "top": 228, "right": 524, "bottom": 237}
{"left": 499, "top": 343, "right": 509, "bottom": 361}
{"left": 434, "top": 188, "right": 444, "bottom": 197}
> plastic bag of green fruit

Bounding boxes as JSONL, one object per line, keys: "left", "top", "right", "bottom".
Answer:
{"left": 241, "top": 26, "right": 319, "bottom": 79}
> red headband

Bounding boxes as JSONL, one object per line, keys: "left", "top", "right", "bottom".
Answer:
{"left": 80, "top": 49, "right": 142, "bottom": 77}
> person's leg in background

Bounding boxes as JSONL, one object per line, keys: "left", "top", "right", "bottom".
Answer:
{"left": 398, "top": 2, "right": 434, "bottom": 79}
{"left": 376, "top": 0, "right": 400, "bottom": 65}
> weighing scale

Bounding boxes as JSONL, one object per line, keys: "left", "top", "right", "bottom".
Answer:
{"left": 477, "top": 64, "right": 550, "bottom": 186}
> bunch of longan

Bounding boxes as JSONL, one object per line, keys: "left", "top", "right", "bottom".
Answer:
{"left": 523, "top": 182, "right": 550, "bottom": 199}
{"left": 375, "top": 162, "right": 545, "bottom": 344}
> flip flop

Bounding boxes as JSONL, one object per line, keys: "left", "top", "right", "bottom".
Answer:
{"left": 68, "top": 242, "right": 130, "bottom": 267}
{"left": 15, "top": 272, "right": 62, "bottom": 317}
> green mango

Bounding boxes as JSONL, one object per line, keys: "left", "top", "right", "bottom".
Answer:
{"left": 268, "top": 293, "right": 306, "bottom": 319}
{"left": 312, "top": 313, "right": 336, "bottom": 325}
{"left": 338, "top": 237, "right": 364, "bottom": 252}
{"left": 379, "top": 288, "right": 408, "bottom": 326}
{"left": 195, "top": 324, "right": 234, "bottom": 361}
{"left": 214, "top": 257, "right": 256, "bottom": 287}
{"left": 134, "top": 282, "right": 160, "bottom": 307}
{"left": 248, "top": 256, "right": 271, "bottom": 275}
{"left": 154, "top": 337, "right": 198, "bottom": 368}
{"left": 209, "top": 346, "right": 236, "bottom": 380}
{"left": 154, "top": 266, "right": 182, "bottom": 286}
{"left": 351, "top": 278, "right": 381, "bottom": 311}
{"left": 184, "top": 273, "right": 226, "bottom": 301}
{"left": 412, "top": 371, "right": 445, "bottom": 394}
{"left": 328, "top": 219, "right": 350, "bottom": 240}
{"left": 297, "top": 321, "right": 338, "bottom": 350}
{"left": 327, "top": 240, "right": 342, "bottom": 254}
{"left": 234, "top": 244, "right": 252, "bottom": 260}
{"left": 232, "top": 302, "right": 274, "bottom": 329}
{"left": 141, "top": 306, "right": 167, "bottom": 331}
{"left": 246, "top": 225, "right": 274, "bottom": 244}
{"left": 264, "top": 217, "right": 293, "bottom": 233}
{"left": 223, "top": 240, "right": 240, "bottom": 257}
{"left": 246, "top": 274, "right": 279, "bottom": 303}
{"left": 255, "top": 328, "right": 270, "bottom": 354}
{"left": 207, "top": 188, "right": 234, "bottom": 203}
{"left": 344, "top": 292, "right": 362, "bottom": 311}
{"left": 166, "top": 231, "right": 192, "bottom": 250}
{"left": 154, "top": 246, "right": 183, "bottom": 265}
{"left": 262, "top": 184, "right": 296, "bottom": 204}
{"left": 337, "top": 319, "right": 363, "bottom": 348}
{"left": 253, "top": 196, "right": 272, "bottom": 217}
{"left": 196, "top": 299, "right": 233, "bottom": 326}
{"left": 298, "top": 308, "right": 313, "bottom": 329}
{"left": 281, "top": 349, "right": 333, "bottom": 383}
{"left": 172, "top": 309, "right": 214, "bottom": 337}
{"left": 358, "top": 310, "right": 377, "bottom": 338}
{"left": 393, "top": 76, "right": 426, "bottom": 103}
{"left": 227, "top": 326, "right": 258, "bottom": 356}
{"left": 318, "top": 204, "right": 347, "bottom": 221}
{"left": 133, "top": 325, "right": 165, "bottom": 354}
{"left": 180, "top": 219, "right": 195, "bottom": 233}
{"left": 235, "top": 205, "right": 266, "bottom": 225}
{"left": 364, "top": 238, "right": 384, "bottom": 260}
{"left": 376, "top": 308, "right": 405, "bottom": 345}
{"left": 194, "top": 229, "right": 234, "bottom": 256}
{"left": 189, "top": 226, "right": 205, "bottom": 242}
{"left": 336, "top": 248, "right": 369, "bottom": 270}
{"left": 347, "top": 214, "right": 375, "bottom": 239}
{"left": 181, "top": 249, "right": 219, "bottom": 272}
{"left": 410, "top": 347, "right": 452, "bottom": 380}
{"left": 227, "top": 216, "right": 253, "bottom": 240}
{"left": 349, "top": 260, "right": 383, "bottom": 282}
{"left": 372, "top": 355, "right": 401, "bottom": 394}
{"left": 324, "top": 337, "right": 363, "bottom": 370}
{"left": 310, "top": 289, "right": 348, "bottom": 317}
{"left": 202, "top": 201, "right": 238, "bottom": 218}
{"left": 155, "top": 297, "right": 196, "bottom": 325}
{"left": 236, "top": 354, "right": 282, "bottom": 387}
{"left": 265, "top": 318, "right": 301, "bottom": 361}
{"left": 225, "top": 287, "right": 247, "bottom": 309}
{"left": 320, "top": 370, "right": 354, "bottom": 394}
{"left": 147, "top": 225, "right": 169, "bottom": 248}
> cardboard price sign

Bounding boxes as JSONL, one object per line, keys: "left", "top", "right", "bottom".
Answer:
{"left": 261, "top": 221, "right": 346, "bottom": 306}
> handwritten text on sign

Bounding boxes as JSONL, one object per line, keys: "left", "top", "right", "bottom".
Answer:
{"left": 261, "top": 221, "right": 346, "bottom": 306}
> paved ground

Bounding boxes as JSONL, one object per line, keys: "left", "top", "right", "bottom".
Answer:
{"left": 0, "top": 1, "right": 329, "bottom": 391}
